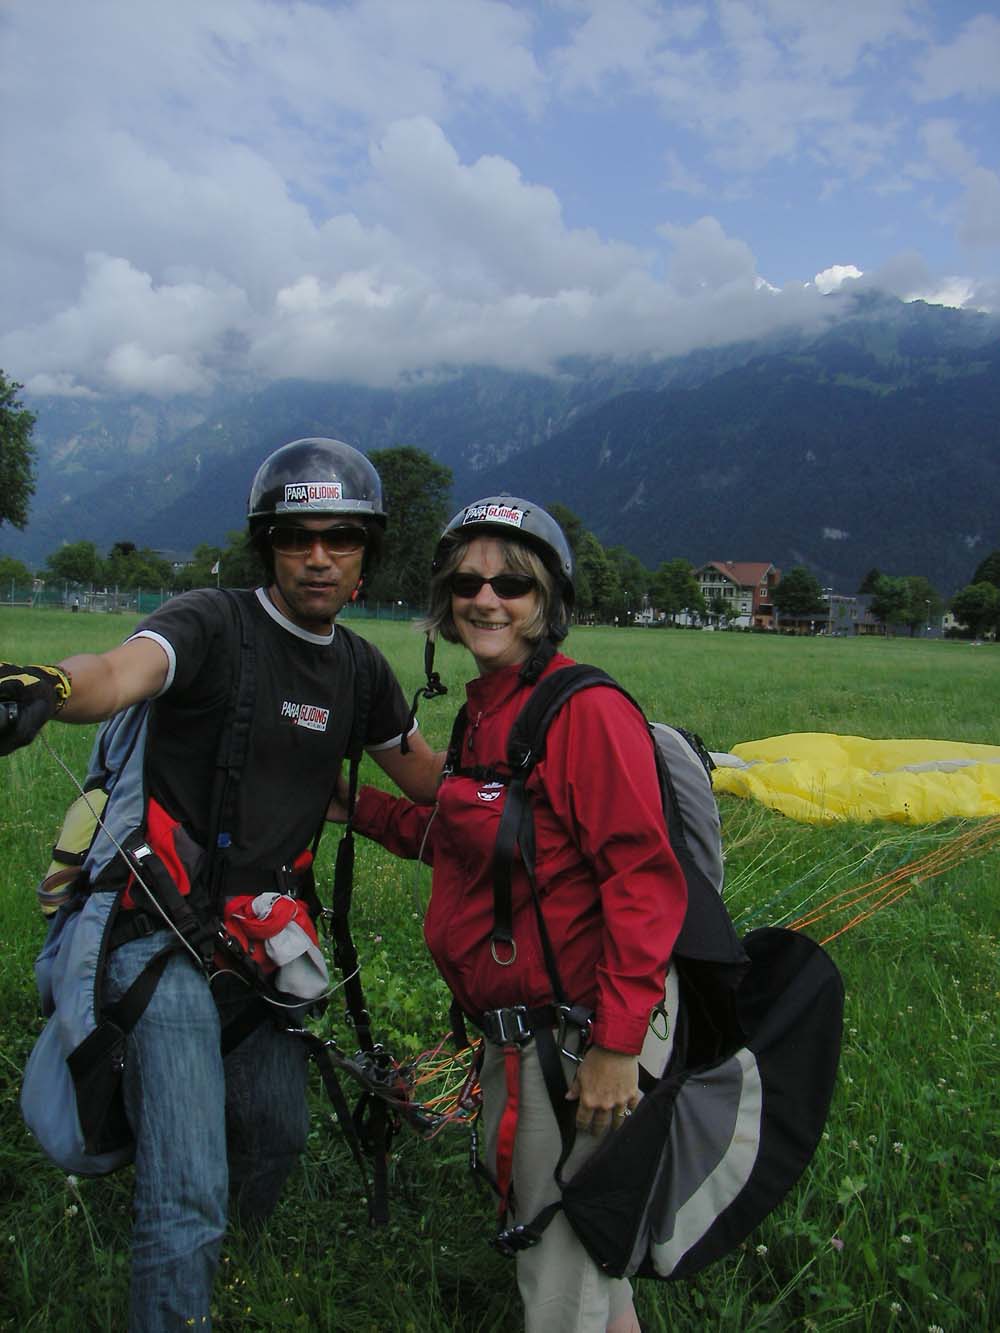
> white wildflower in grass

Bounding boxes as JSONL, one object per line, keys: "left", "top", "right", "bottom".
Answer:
{"left": 893, "top": 1141, "right": 904, "bottom": 1153}
{"left": 830, "top": 1237, "right": 845, "bottom": 1252}
{"left": 889, "top": 1303, "right": 902, "bottom": 1315}
{"left": 900, "top": 1234, "right": 913, "bottom": 1245}
{"left": 64, "top": 1204, "right": 78, "bottom": 1218}
{"left": 849, "top": 1139, "right": 860, "bottom": 1149}
{"left": 755, "top": 1244, "right": 768, "bottom": 1257}
{"left": 868, "top": 1134, "right": 878, "bottom": 1144}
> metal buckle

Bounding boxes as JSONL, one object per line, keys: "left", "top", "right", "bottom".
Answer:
{"left": 493, "top": 1223, "right": 542, "bottom": 1257}
{"left": 483, "top": 1005, "right": 531, "bottom": 1045}
{"left": 556, "top": 1003, "right": 592, "bottom": 1063}
{"left": 489, "top": 937, "right": 517, "bottom": 966}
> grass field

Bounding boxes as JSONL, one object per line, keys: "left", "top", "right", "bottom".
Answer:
{"left": 1, "top": 607, "right": 997, "bottom": 1331}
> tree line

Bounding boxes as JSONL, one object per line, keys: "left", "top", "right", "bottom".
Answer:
{"left": 2, "top": 367, "right": 998, "bottom": 634}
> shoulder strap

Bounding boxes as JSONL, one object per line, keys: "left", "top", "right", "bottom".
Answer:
{"left": 203, "top": 589, "right": 257, "bottom": 908}
{"left": 327, "top": 625, "right": 379, "bottom": 1052}
{"left": 492, "top": 666, "right": 622, "bottom": 1003}
{"left": 505, "top": 665, "right": 619, "bottom": 775}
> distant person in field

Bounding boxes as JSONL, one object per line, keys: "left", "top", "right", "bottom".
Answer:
{"left": 332, "top": 497, "right": 687, "bottom": 1333}
{"left": 0, "top": 438, "right": 443, "bottom": 1333}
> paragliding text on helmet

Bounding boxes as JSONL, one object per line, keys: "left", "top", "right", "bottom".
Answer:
{"left": 283, "top": 481, "right": 344, "bottom": 508}
{"left": 462, "top": 502, "right": 525, "bottom": 529}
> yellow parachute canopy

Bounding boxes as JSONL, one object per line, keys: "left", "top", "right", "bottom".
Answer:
{"left": 710, "top": 734, "right": 1000, "bottom": 824}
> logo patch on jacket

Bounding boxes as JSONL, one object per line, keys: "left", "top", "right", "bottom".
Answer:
{"left": 477, "top": 782, "right": 505, "bottom": 802}
{"left": 280, "top": 701, "right": 331, "bottom": 732}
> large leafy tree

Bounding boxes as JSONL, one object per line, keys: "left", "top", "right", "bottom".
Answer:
{"left": 651, "top": 558, "right": 703, "bottom": 622}
{"left": 547, "top": 503, "right": 588, "bottom": 607}
{"left": 900, "top": 576, "right": 944, "bottom": 636}
{"left": 0, "top": 371, "right": 37, "bottom": 529}
{"left": 366, "top": 447, "right": 452, "bottom": 606}
{"left": 547, "top": 503, "right": 586, "bottom": 558}
{"left": 868, "top": 574, "right": 911, "bottom": 633}
{"left": 104, "top": 541, "right": 174, "bottom": 589}
{"left": 0, "top": 554, "right": 33, "bottom": 584}
{"left": 45, "top": 540, "right": 103, "bottom": 585}
{"left": 971, "top": 550, "right": 1000, "bottom": 589}
{"left": 772, "top": 566, "right": 826, "bottom": 620}
{"left": 951, "top": 582, "right": 1000, "bottom": 638}
{"left": 605, "top": 545, "right": 650, "bottom": 622}
{"left": 574, "top": 531, "right": 620, "bottom": 619}
{"left": 218, "top": 530, "right": 263, "bottom": 588}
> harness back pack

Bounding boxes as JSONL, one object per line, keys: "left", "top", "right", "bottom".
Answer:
{"left": 448, "top": 661, "right": 843, "bottom": 1279}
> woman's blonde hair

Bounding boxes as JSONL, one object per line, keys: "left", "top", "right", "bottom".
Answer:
{"left": 421, "top": 537, "right": 564, "bottom": 645}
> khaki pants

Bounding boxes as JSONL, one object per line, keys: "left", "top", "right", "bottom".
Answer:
{"left": 480, "top": 1036, "right": 635, "bottom": 1333}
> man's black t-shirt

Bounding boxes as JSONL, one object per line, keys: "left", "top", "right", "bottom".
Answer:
{"left": 132, "top": 588, "right": 412, "bottom": 871}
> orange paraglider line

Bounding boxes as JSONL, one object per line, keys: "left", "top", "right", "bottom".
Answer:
{"left": 785, "top": 815, "right": 1000, "bottom": 944}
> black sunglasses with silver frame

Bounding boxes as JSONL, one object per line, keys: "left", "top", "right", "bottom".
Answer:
{"left": 267, "top": 522, "right": 368, "bottom": 556}
{"left": 448, "top": 571, "right": 537, "bottom": 600}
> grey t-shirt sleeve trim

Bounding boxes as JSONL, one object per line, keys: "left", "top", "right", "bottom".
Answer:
{"left": 366, "top": 719, "right": 419, "bottom": 753}
{"left": 127, "top": 630, "right": 176, "bottom": 696}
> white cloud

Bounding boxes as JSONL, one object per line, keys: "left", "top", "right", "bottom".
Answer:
{"left": 0, "top": 254, "right": 253, "bottom": 398}
{"left": 814, "top": 265, "right": 863, "bottom": 294}
{"left": 822, "top": 528, "right": 849, "bottom": 541}
{"left": 659, "top": 216, "right": 759, "bottom": 296}
{"left": 0, "top": 1, "right": 995, "bottom": 399}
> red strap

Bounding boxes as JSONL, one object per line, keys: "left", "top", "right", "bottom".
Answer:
{"left": 494, "top": 1044, "right": 522, "bottom": 1217}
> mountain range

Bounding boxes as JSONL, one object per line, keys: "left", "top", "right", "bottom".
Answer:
{"left": 6, "top": 291, "right": 998, "bottom": 597}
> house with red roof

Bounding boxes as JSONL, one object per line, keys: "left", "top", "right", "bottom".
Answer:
{"left": 694, "top": 561, "right": 781, "bottom": 628}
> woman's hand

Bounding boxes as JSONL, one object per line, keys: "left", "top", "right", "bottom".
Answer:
{"left": 565, "top": 1045, "right": 639, "bottom": 1135}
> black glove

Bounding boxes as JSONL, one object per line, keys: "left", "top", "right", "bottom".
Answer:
{"left": 0, "top": 662, "right": 72, "bottom": 755}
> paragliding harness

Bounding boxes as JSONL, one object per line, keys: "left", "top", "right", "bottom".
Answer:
{"left": 20, "top": 590, "right": 415, "bottom": 1222}
{"left": 442, "top": 645, "right": 844, "bottom": 1279}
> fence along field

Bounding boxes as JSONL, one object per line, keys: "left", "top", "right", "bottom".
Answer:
{"left": 1, "top": 607, "right": 997, "bottom": 1331}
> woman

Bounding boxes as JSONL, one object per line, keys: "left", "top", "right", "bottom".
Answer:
{"left": 350, "top": 497, "right": 687, "bottom": 1332}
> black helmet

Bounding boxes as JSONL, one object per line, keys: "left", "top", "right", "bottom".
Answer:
{"left": 247, "top": 437, "right": 386, "bottom": 526}
{"left": 433, "top": 495, "right": 574, "bottom": 604}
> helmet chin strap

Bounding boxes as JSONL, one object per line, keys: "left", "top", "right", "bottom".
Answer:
{"left": 399, "top": 629, "right": 558, "bottom": 755}
{"left": 518, "top": 635, "right": 558, "bottom": 685}
{"left": 399, "top": 636, "right": 449, "bottom": 754}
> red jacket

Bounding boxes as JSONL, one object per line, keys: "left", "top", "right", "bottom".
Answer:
{"left": 353, "top": 653, "right": 687, "bottom": 1053}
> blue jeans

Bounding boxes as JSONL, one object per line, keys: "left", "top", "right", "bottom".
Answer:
{"left": 104, "top": 930, "right": 310, "bottom": 1331}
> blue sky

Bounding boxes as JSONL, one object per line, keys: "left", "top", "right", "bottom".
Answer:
{"left": 1, "top": 0, "right": 997, "bottom": 399}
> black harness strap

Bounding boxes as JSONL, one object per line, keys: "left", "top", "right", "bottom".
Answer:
{"left": 327, "top": 625, "right": 376, "bottom": 1051}
{"left": 204, "top": 590, "right": 258, "bottom": 914}
{"left": 319, "top": 626, "right": 398, "bottom": 1225}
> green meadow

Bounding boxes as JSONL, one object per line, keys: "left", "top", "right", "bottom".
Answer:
{"left": 0, "top": 607, "right": 997, "bottom": 1331}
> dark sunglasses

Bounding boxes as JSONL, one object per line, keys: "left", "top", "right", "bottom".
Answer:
{"left": 448, "top": 571, "right": 537, "bottom": 600}
{"left": 268, "top": 523, "right": 367, "bottom": 556}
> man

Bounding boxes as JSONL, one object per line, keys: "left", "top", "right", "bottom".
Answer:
{"left": 0, "top": 437, "right": 442, "bottom": 1331}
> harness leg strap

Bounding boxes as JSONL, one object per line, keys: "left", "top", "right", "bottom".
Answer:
{"left": 494, "top": 1042, "right": 523, "bottom": 1217}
